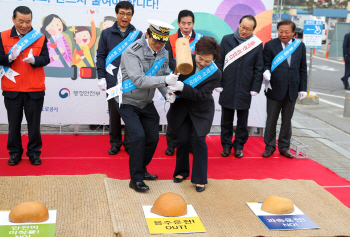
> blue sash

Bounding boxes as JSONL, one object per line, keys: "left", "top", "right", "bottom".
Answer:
{"left": 3, "top": 30, "right": 43, "bottom": 74}
{"left": 271, "top": 39, "right": 301, "bottom": 72}
{"left": 105, "top": 29, "right": 140, "bottom": 70}
{"left": 183, "top": 61, "right": 217, "bottom": 87}
{"left": 170, "top": 33, "right": 203, "bottom": 73}
{"left": 122, "top": 55, "right": 166, "bottom": 93}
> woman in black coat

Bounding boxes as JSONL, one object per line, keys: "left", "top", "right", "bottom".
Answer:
{"left": 166, "top": 36, "right": 221, "bottom": 192}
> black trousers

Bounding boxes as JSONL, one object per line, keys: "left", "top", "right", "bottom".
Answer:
{"left": 342, "top": 56, "right": 350, "bottom": 88}
{"left": 264, "top": 93, "right": 296, "bottom": 152}
{"left": 166, "top": 125, "right": 177, "bottom": 148}
{"left": 108, "top": 97, "right": 129, "bottom": 149}
{"left": 220, "top": 107, "right": 249, "bottom": 150}
{"left": 4, "top": 92, "right": 44, "bottom": 157}
{"left": 117, "top": 102, "right": 159, "bottom": 182}
{"left": 173, "top": 114, "right": 208, "bottom": 184}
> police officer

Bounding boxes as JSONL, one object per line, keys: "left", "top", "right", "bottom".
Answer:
{"left": 116, "top": 20, "right": 178, "bottom": 192}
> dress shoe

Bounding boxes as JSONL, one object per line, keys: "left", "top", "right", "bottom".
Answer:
{"left": 124, "top": 147, "right": 129, "bottom": 155}
{"left": 196, "top": 185, "right": 206, "bottom": 192}
{"left": 221, "top": 148, "right": 231, "bottom": 157}
{"left": 346, "top": 87, "right": 350, "bottom": 90}
{"left": 108, "top": 146, "right": 120, "bottom": 155}
{"left": 8, "top": 154, "right": 22, "bottom": 166}
{"left": 262, "top": 150, "right": 274, "bottom": 158}
{"left": 143, "top": 172, "right": 158, "bottom": 180}
{"left": 29, "top": 155, "right": 41, "bottom": 165}
{"left": 165, "top": 147, "right": 175, "bottom": 156}
{"left": 280, "top": 150, "right": 295, "bottom": 159}
{"left": 173, "top": 176, "right": 186, "bottom": 183}
{"left": 129, "top": 180, "right": 149, "bottom": 192}
{"left": 234, "top": 149, "right": 243, "bottom": 158}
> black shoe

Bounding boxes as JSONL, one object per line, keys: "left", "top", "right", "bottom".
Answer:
{"left": 173, "top": 176, "right": 185, "bottom": 183}
{"left": 165, "top": 147, "right": 175, "bottom": 156}
{"left": 108, "top": 146, "right": 120, "bottom": 155}
{"left": 8, "top": 154, "right": 22, "bottom": 166}
{"left": 129, "top": 180, "right": 149, "bottom": 192}
{"left": 29, "top": 155, "right": 41, "bottom": 165}
{"left": 280, "top": 150, "right": 295, "bottom": 159}
{"left": 341, "top": 78, "right": 344, "bottom": 82}
{"left": 143, "top": 172, "right": 158, "bottom": 180}
{"left": 221, "top": 148, "right": 231, "bottom": 157}
{"left": 345, "top": 87, "right": 350, "bottom": 90}
{"left": 234, "top": 149, "right": 243, "bottom": 158}
{"left": 196, "top": 185, "right": 206, "bottom": 192}
{"left": 262, "top": 150, "right": 274, "bottom": 158}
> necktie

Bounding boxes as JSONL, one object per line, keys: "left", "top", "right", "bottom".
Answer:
{"left": 153, "top": 52, "right": 157, "bottom": 58}
{"left": 285, "top": 42, "right": 291, "bottom": 66}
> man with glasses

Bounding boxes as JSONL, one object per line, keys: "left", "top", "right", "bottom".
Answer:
{"left": 215, "top": 15, "right": 263, "bottom": 158}
{"left": 96, "top": 1, "right": 142, "bottom": 156}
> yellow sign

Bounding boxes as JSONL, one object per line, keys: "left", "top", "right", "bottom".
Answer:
{"left": 142, "top": 204, "right": 206, "bottom": 234}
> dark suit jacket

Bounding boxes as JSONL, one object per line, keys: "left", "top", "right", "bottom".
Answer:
{"left": 0, "top": 27, "right": 49, "bottom": 99}
{"left": 343, "top": 32, "right": 350, "bottom": 58}
{"left": 167, "top": 55, "right": 221, "bottom": 137}
{"left": 263, "top": 38, "right": 307, "bottom": 101}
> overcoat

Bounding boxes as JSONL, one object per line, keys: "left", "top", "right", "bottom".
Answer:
{"left": 216, "top": 33, "right": 263, "bottom": 110}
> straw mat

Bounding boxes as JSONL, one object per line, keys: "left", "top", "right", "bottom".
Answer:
{"left": 104, "top": 178, "right": 350, "bottom": 237}
{"left": 0, "top": 174, "right": 115, "bottom": 237}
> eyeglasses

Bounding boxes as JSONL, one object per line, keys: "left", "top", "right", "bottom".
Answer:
{"left": 239, "top": 24, "right": 252, "bottom": 33}
{"left": 118, "top": 12, "right": 132, "bottom": 18}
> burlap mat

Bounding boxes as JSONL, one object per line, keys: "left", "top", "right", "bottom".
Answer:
{"left": 0, "top": 174, "right": 115, "bottom": 237}
{"left": 104, "top": 178, "right": 350, "bottom": 237}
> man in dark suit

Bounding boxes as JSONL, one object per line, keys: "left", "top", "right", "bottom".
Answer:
{"left": 215, "top": 15, "right": 264, "bottom": 159}
{"left": 341, "top": 32, "right": 350, "bottom": 90}
{"left": 262, "top": 19, "right": 307, "bottom": 159}
{"left": 0, "top": 6, "right": 49, "bottom": 166}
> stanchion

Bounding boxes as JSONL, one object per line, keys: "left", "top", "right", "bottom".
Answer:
{"left": 344, "top": 91, "right": 350, "bottom": 118}
{"left": 313, "top": 48, "right": 316, "bottom": 55}
{"left": 325, "top": 44, "right": 330, "bottom": 59}
{"left": 343, "top": 57, "right": 345, "bottom": 63}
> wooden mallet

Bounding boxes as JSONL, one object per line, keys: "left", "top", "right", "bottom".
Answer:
{"left": 173, "top": 36, "right": 193, "bottom": 75}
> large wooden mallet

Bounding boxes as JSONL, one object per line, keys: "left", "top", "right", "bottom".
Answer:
{"left": 174, "top": 37, "right": 193, "bottom": 75}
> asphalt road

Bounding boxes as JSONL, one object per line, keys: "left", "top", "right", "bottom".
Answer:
{"left": 295, "top": 48, "right": 350, "bottom": 135}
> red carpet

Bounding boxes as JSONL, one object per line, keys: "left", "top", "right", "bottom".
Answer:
{"left": 1, "top": 134, "right": 350, "bottom": 208}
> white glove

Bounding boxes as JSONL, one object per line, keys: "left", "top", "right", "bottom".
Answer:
{"left": 167, "top": 81, "right": 184, "bottom": 92}
{"left": 299, "top": 91, "right": 307, "bottom": 100}
{"left": 250, "top": 91, "right": 258, "bottom": 96}
{"left": 23, "top": 49, "right": 35, "bottom": 64}
{"left": 215, "top": 87, "right": 223, "bottom": 93}
{"left": 166, "top": 93, "right": 176, "bottom": 103}
{"left": 263, "top": 70, "right": 271, "bottom": 81}
{"left": 98, "top": 78, "right": 107, "bottom": 91}
{"left": 165, "top": 73, "right": 180, "bottom": 86}
{"left": 9, "top": 45, "right": 21, "bottom": 61}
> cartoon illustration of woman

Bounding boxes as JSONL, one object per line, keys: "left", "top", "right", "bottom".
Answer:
{"left": 40, "top": 14, "right": 72, "bottom": 67}
{"left": 71, "top": 15, "right": 96, "bottom": 68}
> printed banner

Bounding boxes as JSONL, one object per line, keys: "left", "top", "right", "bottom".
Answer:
{"left": 0, "top": 0, "right": 273, "bottom": 126}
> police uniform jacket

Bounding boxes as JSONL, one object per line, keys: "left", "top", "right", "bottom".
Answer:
{"left": 117, "top": 33, "right": 169, "bottom": 109}
{"left": 216, "top": 33, "right": 263, "bottom": 110}
{"left": 167, "top": 55, "right": 221, "bottom": 137}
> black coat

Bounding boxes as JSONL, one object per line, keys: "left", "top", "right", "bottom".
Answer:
{"left": 167, "top": 56, "right": 221, "bottom": 137}
{"left": 343, "top": 32, "right": 350, "bottom": 57}
{"left": 263, "top": 38, "right": 307, "bottom": 101}
{"left": 96, "top": 22, "right": 142, "bottom": 89}
{"left": 216, "top": 33, "right": 264, "bottom": 110}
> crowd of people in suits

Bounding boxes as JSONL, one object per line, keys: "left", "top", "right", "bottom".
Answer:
{"left": 1, "top": 3, "right": 307, "bottom": 193}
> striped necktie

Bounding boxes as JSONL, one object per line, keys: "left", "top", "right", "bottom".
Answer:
{"left": 285, "top": 42, "right": 291, "bottom": 66}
